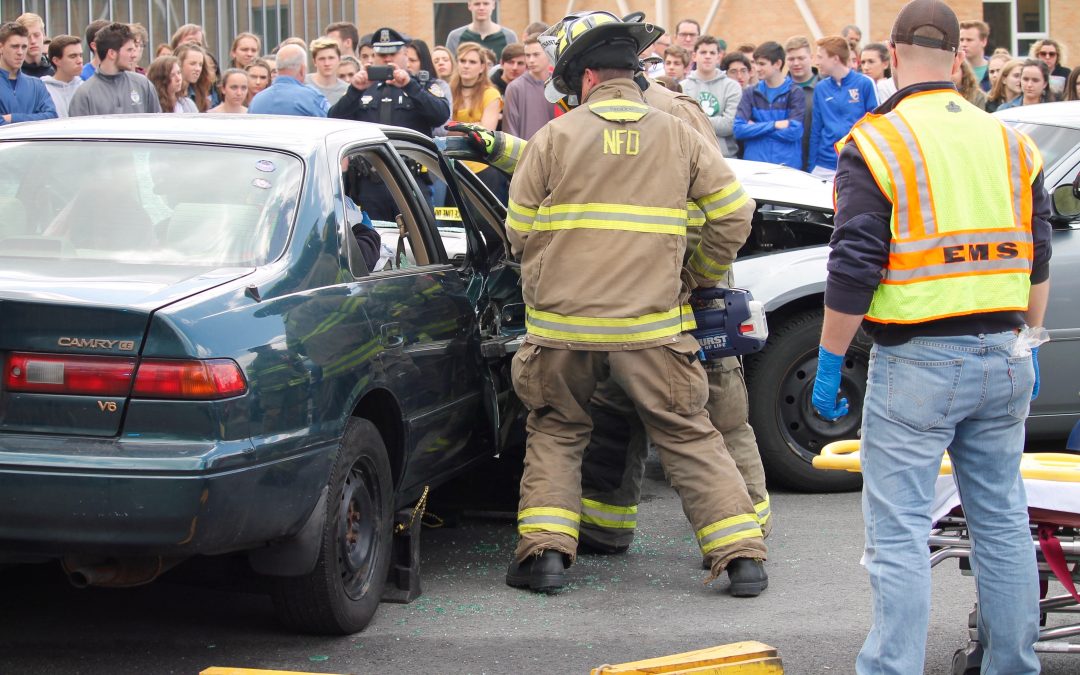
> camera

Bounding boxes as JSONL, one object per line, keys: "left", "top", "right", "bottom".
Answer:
{"left": 366, "top": 65, "right": 394, "bottom": 81}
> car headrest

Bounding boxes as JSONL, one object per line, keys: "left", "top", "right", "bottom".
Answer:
{"left": 0, "top": 197, "right": 28, "bottom": 240}
{"left": 166, "top": 203, "right": 262, "bottom": 261}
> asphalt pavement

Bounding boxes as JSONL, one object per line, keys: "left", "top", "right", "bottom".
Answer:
{"left": 2, "top": 453, "right": 1077, "bottom": 675}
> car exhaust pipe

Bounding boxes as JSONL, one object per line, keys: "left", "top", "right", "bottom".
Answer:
{"left": 61, "top": 556, "right": 175, "bottom": 588}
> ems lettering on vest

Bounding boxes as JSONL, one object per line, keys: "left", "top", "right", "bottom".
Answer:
{"left": 942, "top": 241, "right": 1020, "bottom": 263}
{"left": 603, "top": 129, "right": 640, "bottom": 155}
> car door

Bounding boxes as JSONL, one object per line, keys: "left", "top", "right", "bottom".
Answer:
{"left": 335, "top": 137, "right": 490, "bottom": 493}
{"left": 386, "top": 131, "right": 523, "bottom": 456}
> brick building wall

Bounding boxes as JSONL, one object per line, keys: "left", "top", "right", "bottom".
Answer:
{"left": 1048, "top": 0, "right": 1078, "bottom": 69}
{"left": 357, "top": 0, "right": 1075, "bottom": 74}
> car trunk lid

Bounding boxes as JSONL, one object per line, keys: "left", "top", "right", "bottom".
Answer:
{"left": 0, "top": 259, "right": 253, "bottom": 436}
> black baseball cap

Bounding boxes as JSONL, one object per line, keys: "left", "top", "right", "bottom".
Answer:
{"left": 891, "top": 0, "right": 960, "bottom": 53}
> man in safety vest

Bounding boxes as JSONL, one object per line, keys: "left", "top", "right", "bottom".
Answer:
{"left": 501, "top": 12, "right": 768, "bottom": 596}
{"left": 813, "top": 1, "right": 1051, "bottom": 672}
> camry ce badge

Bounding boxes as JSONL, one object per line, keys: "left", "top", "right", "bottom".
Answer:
{"left": 57, "top": 337, "right": 136, "bottom": 351}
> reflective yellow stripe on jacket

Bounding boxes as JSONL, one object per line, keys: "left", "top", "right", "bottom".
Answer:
{"left": 507, "top": 199, "right": 537, "bottom": 233}
{"left": 518, "top": 507, "right": 580, "bottom": 539}
{"left": 696, "top": 514, "right": 764, "bottom": 554}
{"left": 580, "top": 498, "right": 638, "bottom": 530}
{"left": 525, "top": 305, "right": 697, "bottom": 343}
{"left": 491, "top": 132, "right": 525, "bottom": 173}
{"left": 535, "top": 203, "right": 688, "bottom": 235}
{"left": 686, "top": 183, "right": 748, "bottom": 280}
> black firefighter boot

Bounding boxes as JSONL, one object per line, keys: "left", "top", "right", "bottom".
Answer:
{"left": 726, "top": 558, "right": 768, "bottom": 597}
{"left": 505, "top": 550, "right": 569, "bottom": 593}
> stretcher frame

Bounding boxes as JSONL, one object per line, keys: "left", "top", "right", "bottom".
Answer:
{"left": 815, "top": 440, "right": 1080, "bottom": 674}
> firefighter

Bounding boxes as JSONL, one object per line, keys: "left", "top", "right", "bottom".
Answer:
{"left": 500, "top": 12, "right": 767, "bottom": 596}
{"left": 449, "top": 56, "right": 772, "bottom": 556}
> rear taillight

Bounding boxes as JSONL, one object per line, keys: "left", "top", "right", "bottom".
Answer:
{"left": 4, "top": 353, "right": 135, "bottom": 396}
{"left": 3, "top": 353, "right": 246, "bottom": 400}
{"left": 132, "top": 359, "right": 247, "bottom": 400}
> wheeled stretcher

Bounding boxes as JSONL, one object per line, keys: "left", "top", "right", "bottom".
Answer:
{"left": 814, "top": 440, "right": 1080, "bottom": 675}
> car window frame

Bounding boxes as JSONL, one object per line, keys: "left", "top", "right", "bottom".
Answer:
{"left": 335, "top": 140, "right": 454, "bottom": 279}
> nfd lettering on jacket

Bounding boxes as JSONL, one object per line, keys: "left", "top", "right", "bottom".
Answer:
{"left": 603, "top": 129, "right": 640, "bottom": 155}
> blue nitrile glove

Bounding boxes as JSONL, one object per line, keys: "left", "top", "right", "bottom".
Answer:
{"left": 1031, "top": 346, "right": 1040, "bottom": 401}
{"left": 812, "top": 345, "right": 850, "bottom": 421}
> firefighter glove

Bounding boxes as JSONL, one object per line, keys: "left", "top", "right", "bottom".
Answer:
{"left": 446, "top": 122, "right": 496, "bottom": 158}
{"left": 812, "top": 345, "right": 849, "bottom": 421}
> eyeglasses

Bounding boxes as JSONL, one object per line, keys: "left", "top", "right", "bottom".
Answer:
{"left": 1038, "top": 50, "right": 1057, "bottom": 57}
{"left": 677, "top": 32, "right": 699, "bottom": 39}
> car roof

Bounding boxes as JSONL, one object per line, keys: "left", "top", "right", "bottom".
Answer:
{"left": 994, "top": 101, "right": 1080, "bottom": 129}
{"left": 728, "top": 158, "right": 833, "bottom": 211}
{"left": 0, "top": 114, "right": 387, "bottom": 154}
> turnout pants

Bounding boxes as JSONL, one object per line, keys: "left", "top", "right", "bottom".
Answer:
{"left": 511, "top": 336, "right": 767, "bottom": 574}
{"left": 580, "top": 356, "right": 771, "bottom": 550}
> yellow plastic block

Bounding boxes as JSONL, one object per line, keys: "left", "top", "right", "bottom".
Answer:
{"left": 201, "top": 668, "right": 345, "bottom": 675}
{"left": 591, "top": 641, "right": 782, "bottom": 674}
{"left": 663, "top": 656, "right": 785, "bottom": 674}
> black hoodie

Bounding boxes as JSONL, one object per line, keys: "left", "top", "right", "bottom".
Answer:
{"left": 21, "top": 56, "right": 54, "bottom": 78}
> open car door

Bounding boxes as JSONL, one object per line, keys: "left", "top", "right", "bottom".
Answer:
{"left": 384, "top": 130, "right": 525, "bottom": 456}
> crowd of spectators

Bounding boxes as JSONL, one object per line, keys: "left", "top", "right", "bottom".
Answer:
{"left": 1, "top": 6, "right": 1077, "bottom": 176}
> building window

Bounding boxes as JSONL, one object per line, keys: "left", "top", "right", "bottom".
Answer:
{"left": 983, "top": 0, "right": 1047, "bottom": 59}
{"left": 433, "top": 0, "right": 501, "bottom": 48}
{"left": 253, "top": 5, "right": 291, "bottom": 52}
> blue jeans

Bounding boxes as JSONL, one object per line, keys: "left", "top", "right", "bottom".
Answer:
{"left": 856, "top": 332, "right": 1040, "bottom": 675}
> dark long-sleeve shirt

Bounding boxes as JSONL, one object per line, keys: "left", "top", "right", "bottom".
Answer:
{"left": 329, "top": 79, "right": 450, "bottom": 137}
{"left": 825, "top": 81, "right": 1052, "bottom": 345}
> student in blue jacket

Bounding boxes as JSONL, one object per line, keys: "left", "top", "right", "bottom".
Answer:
{"left": 808, "top": 36, "right": 877, "bottom": 178}
{"left": 734, "top": 41, "right": 806, "bottom": 169}
{"left": 0, "top": 22, "right": 56, "bottom": 125}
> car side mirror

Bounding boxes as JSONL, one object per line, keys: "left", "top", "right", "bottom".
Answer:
{"left": 1053, "top": 182, "right": 1080, "bottom": 219}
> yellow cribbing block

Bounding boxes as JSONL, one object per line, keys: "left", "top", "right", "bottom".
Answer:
{"left": 662, "top": 657, "right": 785, "bottom": 674}
{"left": 591, "top": 641, "right": 782, "bottom": 674}
{"left": 813, "top": 440, "right": 1080, "bottom": 483}
{"left": 201, "top": 669, "right": 345, "bottom": 675}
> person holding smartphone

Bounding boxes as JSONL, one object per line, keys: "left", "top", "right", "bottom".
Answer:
{"left": 328, "top": 27, "right": 450, "bottom": 137}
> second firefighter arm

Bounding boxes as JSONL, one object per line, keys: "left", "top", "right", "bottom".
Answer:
{"left": 504, "top": 127, "right": 550, "bottom": 259}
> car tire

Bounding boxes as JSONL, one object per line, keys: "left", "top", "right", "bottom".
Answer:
{"left": 745, "top": 308, "right": 868, "bottom": 493}
{"left": 270, "top": 417, "right": 393, "bottom": 634}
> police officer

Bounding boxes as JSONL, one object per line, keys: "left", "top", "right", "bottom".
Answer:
{"left": 332, "top": 28, "right": 451, "bottom": 222}
{"left": 501, "top": 12, "right": 767, "bottom": 597}
{"left": 329, "top": 27, "right": 450, "bottom": 136}
{"left": 814, "top": 1, "right": 1051, "bottom": 671}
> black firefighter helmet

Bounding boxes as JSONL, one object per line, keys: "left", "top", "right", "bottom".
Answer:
{"left": 538, "top": 11, "right": 663, "bottom": 105}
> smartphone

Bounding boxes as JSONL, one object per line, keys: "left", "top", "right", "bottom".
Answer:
{"left": 366, "top": 65, "right": 394, "bottom": 81}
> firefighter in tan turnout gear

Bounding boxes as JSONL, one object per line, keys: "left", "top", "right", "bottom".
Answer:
{"left": 501, "top": 12, "right": 768, "bottom": 596}
{"left": 449, "top": 35, "right": 772, "bottom": 556}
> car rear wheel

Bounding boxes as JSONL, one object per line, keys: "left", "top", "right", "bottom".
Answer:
{"left": 745, "top": 308, "right": 868, "bottom": 493}
{"left": 270, "top": 417, "right": 393, "bottom": 634}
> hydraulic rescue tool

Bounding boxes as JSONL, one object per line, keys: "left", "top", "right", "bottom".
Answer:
{"left": 689, "top": 287, "right": 768, "bottom": 360}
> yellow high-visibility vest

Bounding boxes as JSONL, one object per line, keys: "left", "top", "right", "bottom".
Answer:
{"left": 841, "top": 89, "right": 1043, "bottom": 324}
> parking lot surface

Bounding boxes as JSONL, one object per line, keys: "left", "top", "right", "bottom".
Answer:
{"left": 2, "top": 454, "right": 1075, "bottom": 675}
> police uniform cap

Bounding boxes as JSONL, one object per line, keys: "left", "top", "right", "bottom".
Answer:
{"left": 891, "top": 0, "right": 960, "bottom": 53}
{"left": 372, "top": 27, "right": 408, "bottom": 54}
